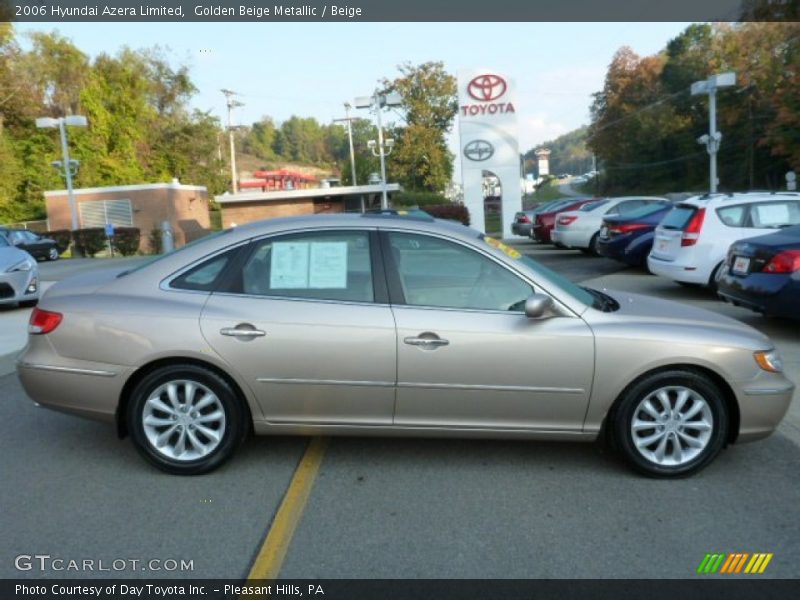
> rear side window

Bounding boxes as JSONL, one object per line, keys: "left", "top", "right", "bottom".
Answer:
{"left": 748, "top": 201, "right": 800, "bottom": 228}
{"left": 171, "top": 249, "right": 238, "bottom": 292}
{"left": 580, "top": 200, "right": 608, "bottom": 212}
{"left": 717, "top": 205, "right": 747, "bottom": 227}
{"left": 660, "top": 205, "right": 699, "bottom": 230}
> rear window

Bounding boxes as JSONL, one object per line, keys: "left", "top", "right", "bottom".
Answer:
{"left": 660, "top": 205, "right": 699, "bottom": 229}
{"left": 580, "top": 200, "right": 609, "bottom": 212}
{"left": 717, "top": 205, "right": 747, "bottom": 227}
{"left": 623, "top": 203, "right": 670, "bottom": 219}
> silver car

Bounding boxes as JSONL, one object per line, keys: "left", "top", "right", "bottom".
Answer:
{"left": 17, "top": 214, "right": 794, "bottom": 476}
{"left": 0, "top": 236, "right": 40, "bottom": 307}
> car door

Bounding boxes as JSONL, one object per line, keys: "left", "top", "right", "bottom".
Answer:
{"left": 383, "top": 231, "right": 594, "bottom": 431}
{"left": 199, "top": 229, "right": 397, "bottom": 425}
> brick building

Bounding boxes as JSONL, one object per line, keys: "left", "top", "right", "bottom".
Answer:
{"left": 44, "top": 181, "right": 211, "bottom": 252}
{"left": 215, "top": 183, "right": 401, "bottom": 228}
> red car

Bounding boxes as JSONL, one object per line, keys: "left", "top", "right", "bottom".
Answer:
{"left": 531, "top": 198, "right": 600, "bottom": 244}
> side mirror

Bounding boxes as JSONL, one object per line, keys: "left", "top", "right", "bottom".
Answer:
{"left": 524, "top": 293, "right": 554, "bottom": 319}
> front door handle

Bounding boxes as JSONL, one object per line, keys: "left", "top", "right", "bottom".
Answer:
{"left": 220, "top": 326, "right": 266, "bottom": 338}
{"left": 404, "top": 336, "right": 449, "bottom": 348}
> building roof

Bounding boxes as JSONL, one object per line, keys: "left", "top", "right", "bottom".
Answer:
{"left": 44, "top": 182, "right": 207, "bottom": 197}
{"left": 215, "top": 183, "right": 402, "bottom": 204}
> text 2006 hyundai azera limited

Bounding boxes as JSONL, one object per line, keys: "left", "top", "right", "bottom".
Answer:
{"left": 18, "top": 214, "right": 794, "bottom": 476}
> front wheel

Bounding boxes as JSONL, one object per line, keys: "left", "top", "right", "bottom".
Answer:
{"left": 612, "top": 370, "right": 728, "bottom": 477}
{"left": 128, "top": 365, "right": 247, "bottom": 475}
{"left": 47, "top": 247, "right": 60, "bottom": 261}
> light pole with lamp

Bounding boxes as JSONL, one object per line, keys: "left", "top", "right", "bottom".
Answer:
{"left": 35, "top": 115, "right": 87, "bottom": 233}
{"left": 691, "top": 72, "right": 736, "bottom": 194}
{"left": 354, "top": 90, "right": 402, "bottom": 209}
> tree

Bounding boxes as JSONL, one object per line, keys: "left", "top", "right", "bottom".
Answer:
{"left": 381, "top": 61, "right": 458, "bottom": 193}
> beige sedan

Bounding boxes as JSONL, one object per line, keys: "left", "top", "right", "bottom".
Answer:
{"left": 18, "top": 214, "right": 794, "bottom": 476}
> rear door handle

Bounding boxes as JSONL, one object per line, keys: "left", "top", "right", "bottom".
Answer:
{"left": 404, "top": 336, "right": 449, "bottom": 348}
{"left": 220, "top": 326, "right": 266, "bottom": 338}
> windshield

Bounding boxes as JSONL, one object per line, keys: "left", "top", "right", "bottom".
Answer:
{"left": 117, "top": 229, "right": 233, "bottom": 277}
{"left": 0, "top": 236, "right": 9, "bottom": 248}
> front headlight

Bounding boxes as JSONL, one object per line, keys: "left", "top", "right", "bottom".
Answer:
{"left": 6, "top": 258, "right": 34, "bottom": 273}
{"left": 755, "top": 349, "right": 784, "bottom": 373}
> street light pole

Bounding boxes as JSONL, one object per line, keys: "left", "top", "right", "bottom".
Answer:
{"left": 692, "top": 72, "right": 736, "bottom": 194}
{"left": 36, "top": 115, "right": 87, "bottom": 234}
{"left": 222, "top": 89, "right": 244, "bottom": 194}
{"left": 354, "top": 90, "right": 402, "bottom": 210}
{"left": 334, "top": 103, "right": 358, "bottom": 186}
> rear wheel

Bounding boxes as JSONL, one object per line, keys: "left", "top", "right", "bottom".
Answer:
{"left": 128, "top": 364, "right": 247, "bottom": 475}
{"left": 581, "top": 233, "right": 600, "bottom": 256}
{"left": 612, "top": 370, "right": 728, "bottom": 477}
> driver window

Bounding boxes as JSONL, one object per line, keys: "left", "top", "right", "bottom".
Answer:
{"left": 388, "top": 233, "right": 533, "bottom": 311}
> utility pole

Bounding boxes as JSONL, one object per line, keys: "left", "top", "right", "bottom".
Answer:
{"left": 334, "top": 102, "right": 358, "bottom": 186}
{"left": 692, "top": 72, "right": 736, "bottom": 194}
{"left": 221, "top": 89, "right": 244, "bottom": 194}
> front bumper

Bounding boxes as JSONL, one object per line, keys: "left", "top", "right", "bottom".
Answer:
{"left": 734, "top": 369, "right": 795, "bottom": 442}
{"left": 0, "top": 270, "right": 39, "bottom": 305}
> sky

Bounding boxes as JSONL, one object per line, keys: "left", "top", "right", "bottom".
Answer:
{"left": 14, "top": 21, "right": 693, "bottom": 156}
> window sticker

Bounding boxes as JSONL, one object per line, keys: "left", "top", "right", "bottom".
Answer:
{"left": 270, "top": 242, "right": 310, "bottom": 288}
{"left": 309, "top": 242, "right": 348, "bottom": 289}
{"left": 483, "top": 236, "right": 522, "bottom": 259}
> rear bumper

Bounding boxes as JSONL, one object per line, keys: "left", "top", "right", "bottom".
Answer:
{"left": 718, "top": 272, "right": 800, "bottom": 320}
{"left": 512, "top": 223, "right": 532, "bottom": 237}
{"left": 532, "top": 224, "right": 553, "bottom": 243}
{"left": 647, "top": 255, "right": 712, "bottom": 285}
{"left": 552, "top": 229, "right": 590, "bottom": 249}
{"left": 17, "top": 336, "right": 130, "bottom": 423}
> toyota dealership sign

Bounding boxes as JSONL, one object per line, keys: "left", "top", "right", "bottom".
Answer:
{"left": 458, "top": 70, "right": 521, "bottom": 236}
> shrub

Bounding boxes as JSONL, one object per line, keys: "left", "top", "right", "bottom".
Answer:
{"left": 111, "top": 227, "right": 141, "bottom": 256}
{"left": 72, "top": 228, "right": 107, "bottom": 258}
{"left": 422, "top": 204, "right": 470, "bottom": 226}
{"left": 148, "top": 228, "right": 163, "bottom": 255}
{"left": 44, "top": 230, "right": 71, "bottom": 254}
{"left": 392, "top": 191, "right": 448, "bottom": 207}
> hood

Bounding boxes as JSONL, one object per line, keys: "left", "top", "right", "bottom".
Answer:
{"left": 0, "top": 247, "right": 36, "bottom": 270}
{"left": 593, "top": 289, "right": 772, "bottom": 350}
{"left": 42, "top": 267, "right": 128, "bottom": 300}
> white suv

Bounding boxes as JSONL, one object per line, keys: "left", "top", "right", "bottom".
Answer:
{"left": 648, "top": 192, "right": 800, "bottom": 287}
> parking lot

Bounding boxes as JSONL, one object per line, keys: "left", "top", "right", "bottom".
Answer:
{"left": 1, "top": 244, "right": 798, "bottom": 580}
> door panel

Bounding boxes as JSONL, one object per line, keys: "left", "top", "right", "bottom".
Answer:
{"left": 199, "top": 229, "right": 396, "bottom": 425}
{"left": 392, "top": 307, "right": 594, "bottom": 430}
{"left": 201, "top": 296, "right": 396, "bottom": 425}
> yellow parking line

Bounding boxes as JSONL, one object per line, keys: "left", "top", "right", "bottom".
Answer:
{"left": 246, "top": 437, "right": 328, "bottom": 581}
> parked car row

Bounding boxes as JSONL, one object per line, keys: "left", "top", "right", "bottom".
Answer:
{"left": 519, "top": 191, "right": 800, "bottom": 320}
{"left": 0, "top": 234, "right": 40, "bottom": 308}
{"left": 0, "top": 227, "right": 61, "bottom": 261}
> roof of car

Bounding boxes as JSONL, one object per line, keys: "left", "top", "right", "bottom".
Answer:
{"left": 682, "top": 191, "right": 800, "bottom": 206}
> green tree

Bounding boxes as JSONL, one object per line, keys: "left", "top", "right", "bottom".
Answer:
{"left": 381, "top": 61, "right": 458, "bottom": 193}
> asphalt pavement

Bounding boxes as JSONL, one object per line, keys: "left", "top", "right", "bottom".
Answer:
{"left": 1, "top": 245, "right": 798, "bottom": 580}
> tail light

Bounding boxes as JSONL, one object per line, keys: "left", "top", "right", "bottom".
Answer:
{"left": 763, "top": 250, "right": 800, "bottom": 273}
{"left": 681, "top": 208, "right": 706, "bottom": 246}
{"left": 518, "top": 215, "right": 531, "bottom": 224}
{"left": 558, "top": 216, "right": 578, "bottom": 226}
{"left": 610, "top": 223, "right": 650, "bottom": 235}
{"left": 29, "top": 308, "right": 63, "bottom": 335}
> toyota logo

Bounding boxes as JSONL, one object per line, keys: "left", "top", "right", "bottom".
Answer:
{"left": 467, "top": 74, "right": 507, "bottom": 101}
{"left": 464, "top": 140, "right": 494, "bottom": 162}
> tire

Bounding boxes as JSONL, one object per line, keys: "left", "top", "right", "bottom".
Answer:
{"left": 127, "top": 364, "right": 248, "bottom": 475}
{"left": 611, "top": 369, "right": 728, "bottom": 478}
{"left": 708, "top": 262, "right": 724, "bottom": 292}
{"left": 581, "top": 233, "right": 600, "bottom": 256}
{"left": 47, "top": 247, "right": 60, "bottom": 261}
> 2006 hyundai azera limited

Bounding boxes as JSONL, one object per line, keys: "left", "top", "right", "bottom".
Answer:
{"left": 18, "top": 214, "right": 794, "bottom": 477}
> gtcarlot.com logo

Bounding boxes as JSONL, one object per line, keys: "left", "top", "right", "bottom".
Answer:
{"left": 697, "top": 552, "right": 773, "bottom": 574}
{"left": 14, "top": 554, "right": 194, "bottom": 573}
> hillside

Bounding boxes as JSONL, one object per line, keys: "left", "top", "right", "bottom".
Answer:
{"left": 523, "top": 127, "right": 593, "bottom": 177}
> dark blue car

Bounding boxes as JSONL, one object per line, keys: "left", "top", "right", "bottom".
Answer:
{"left": 716, "top": 224, "right": 800, "bottom": 320}
{"left": 596, "top": 202, "right": 672, "bottom": 267}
